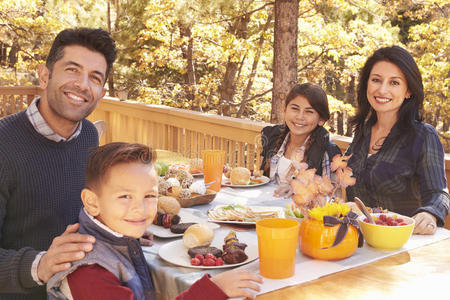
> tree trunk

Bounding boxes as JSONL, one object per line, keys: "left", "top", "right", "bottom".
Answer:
{"left": 180, "top": 24, "right": 197, "bottom": 110}
{"left": 218, "top": 14, "right": 250, "bottom": 115}
{"left": 107, "top": 0, "right": 115, "bottom": 97}
{"left": 345, "top": 75, "right": 356, "bottom": 106}
{"left": 337, "top": 111, "right": 344, "bottom": 135}
{"left": 8, "top": 42, "right": 18, "bottom": 67}
{"left": 237, "top": 13, "right": 273, "bottom": 118}
{"left": 219, "top": 58, "right": 239, "bottom": 116}
{"left": 272, "top": 0, "right": 298, "bottom": 124}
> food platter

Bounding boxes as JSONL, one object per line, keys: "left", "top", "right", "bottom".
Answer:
{"left": 149, "top": 209, "right": 220, "bottom": 238}
{"left": 221, "top": 175, "right": 270, "bottom": 188}
{"left": 208, "top": 205, "right": 284, "bottom": 225}
{"left": 158, "top": 239, "right": 258, "bottom": 269}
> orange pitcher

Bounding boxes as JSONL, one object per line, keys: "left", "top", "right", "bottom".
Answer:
{"left": 201, "top": 150, "right": 225, "bottom": 192}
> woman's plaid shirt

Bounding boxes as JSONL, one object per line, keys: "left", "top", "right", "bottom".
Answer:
{"left": 346, "top": 121, "right": 449, "bottom": 226}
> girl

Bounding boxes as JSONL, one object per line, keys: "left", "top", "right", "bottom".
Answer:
{"left": 260, "top": 83, "right": 341, "bottom": 194}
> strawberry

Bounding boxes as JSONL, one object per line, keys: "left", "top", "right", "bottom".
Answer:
{"left": 215, "top": 257, "right": 224, "bottom": 266}
{"left": 205, "top": 253, "right": 216, "bottom": 260}
{"left": 190, "top": 258, "right": 201, "bottom": 266}
{"left": 194, "top": 254, "right": 204, "bottom": 264}
{"left": 203, "top": 258, "right": 216, "bottom": 266}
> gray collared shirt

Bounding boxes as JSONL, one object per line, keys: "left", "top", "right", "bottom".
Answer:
{"left": 26, "top": 97, "right": 82, "bottom": 142}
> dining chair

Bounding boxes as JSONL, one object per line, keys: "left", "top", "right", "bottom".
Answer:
{"left": 93, "top": 120, "right": 107, "bottom": 139}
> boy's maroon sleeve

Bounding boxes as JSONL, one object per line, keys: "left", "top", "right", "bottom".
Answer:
{"left": 174, "top": 274, "right": 228, "bottom": 300}
{"left": 67, "top": 264, "right": 134, "bottom": 300}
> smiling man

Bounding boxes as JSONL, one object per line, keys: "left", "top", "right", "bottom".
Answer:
{"left": 0, "top": 28, "right": 116, "bottom": 300}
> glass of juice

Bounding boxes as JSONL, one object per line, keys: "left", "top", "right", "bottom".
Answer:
{"left": 201, "top": 150, "right": 226, "bottom": 192}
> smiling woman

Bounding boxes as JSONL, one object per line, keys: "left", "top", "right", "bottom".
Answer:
{"left": 345, "top": 45, "right": 449, "bottom": 235}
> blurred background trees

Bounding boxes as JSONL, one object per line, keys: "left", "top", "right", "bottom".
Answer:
{"left": 0, "top": 0, "right": 448, "bottom": 151}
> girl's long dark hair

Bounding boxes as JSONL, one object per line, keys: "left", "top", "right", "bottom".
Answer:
{"left": 263, "top": 83, "right": 330, "bottom": 175}
{"left": 351, "top": 46, "right": 424, "bottom": 145}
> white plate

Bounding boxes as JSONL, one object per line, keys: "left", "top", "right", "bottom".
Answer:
{"left": 207, "top": 205, "right": 285, "bottom": 225}
{"left": 158, "top": 239, "right": 258, "bottom": 269}
{"left": 149, "top": 209, "right": 220, "bottom": 238}
{"left": 221, "top": 175, "right": 270, "bottom": 188}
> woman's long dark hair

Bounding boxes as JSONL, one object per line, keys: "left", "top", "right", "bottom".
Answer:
{"left": 351, "top": 46, "right": 424, "bottom": 144}
{"left": 263, "top": 83, "right": 330, "bottom": 175}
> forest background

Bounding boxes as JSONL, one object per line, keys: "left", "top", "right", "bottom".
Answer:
{"left": 0, "top": 0, "right": 448, "bottom": 152}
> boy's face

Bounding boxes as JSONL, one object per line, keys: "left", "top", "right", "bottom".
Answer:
{"left": 88, "top": 162, "right": 158, "bottom": 238}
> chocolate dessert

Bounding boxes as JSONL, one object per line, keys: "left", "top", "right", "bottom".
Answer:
{"left": 170, "top": 222, "right": 197, "bottom": 234}
{"left": 187, "top": 246, "right": 223, "bottom": 258}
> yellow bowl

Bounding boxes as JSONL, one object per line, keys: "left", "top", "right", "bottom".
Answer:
{"left": 357, "top": 212, "right": 415, "bottom": 251}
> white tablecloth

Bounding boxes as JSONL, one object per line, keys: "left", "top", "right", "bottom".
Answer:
{"left": 143, "top": 183, "right": 450, "bottom": 300}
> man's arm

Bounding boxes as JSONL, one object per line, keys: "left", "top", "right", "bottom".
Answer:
{"left": 0, "top": 223, "right": 95, "bottom": 293}
{"left": 0, "top": 161, "right": 40, "bottom": 293}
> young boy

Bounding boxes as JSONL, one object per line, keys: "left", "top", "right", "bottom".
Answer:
{"left": 47, "top": 142, "right": 262, "bottom": 300}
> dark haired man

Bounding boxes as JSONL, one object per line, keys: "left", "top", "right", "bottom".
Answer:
{"left": 0, "top": 28, "right": 116, "bottom": 300}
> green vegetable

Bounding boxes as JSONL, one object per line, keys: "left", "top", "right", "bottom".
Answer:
{"left": 156, "top": 161, "right": 169, "bottom": 176}
{"left": 222, "top": 204, "right": 245, "bottom": 210}
{"left": 293, "top": 209, "right": 304, "bottom": 218}
{"left": 284, "top": 204, "right": 295, "bottom": 217}
{"left": 284, "top": 204, "right": 304, "bottom": 218}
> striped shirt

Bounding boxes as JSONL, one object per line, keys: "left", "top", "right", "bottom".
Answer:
{"left": 26, "top": 98, "right": 82, "bottom": 142}
{"left": 346, "top": 121, "right": 449, "bottom": 226}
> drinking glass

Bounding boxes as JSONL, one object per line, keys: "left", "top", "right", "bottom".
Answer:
{"left": 256, "top": 218, "right": 300, "bottom": 279}
{"left": 201, "top": 150, "right": 225, "bottom": 192}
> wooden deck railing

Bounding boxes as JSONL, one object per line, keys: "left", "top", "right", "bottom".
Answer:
{"left": 1, "top": 86, "right": 449, "bottom": 228}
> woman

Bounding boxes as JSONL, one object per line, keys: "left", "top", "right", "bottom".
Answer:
{"left": 345, "top": 46, "right": 449, "bottom": 235}
{"left": 260, "top": 83, "right": 341, "bottom": 191}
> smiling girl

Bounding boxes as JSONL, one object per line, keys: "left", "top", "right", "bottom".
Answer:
{"left": 260, "top": 83, "right": 341, "bottom": 189}
{"left": 345, "top": 46, "right": 449, "bottom": 235}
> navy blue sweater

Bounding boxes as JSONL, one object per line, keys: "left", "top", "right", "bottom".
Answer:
{"left": 0, "top": 111, "right": 98, "bottom": 300}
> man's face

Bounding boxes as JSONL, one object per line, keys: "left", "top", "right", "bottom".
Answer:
{"left": 39, "top": 45, "right": 107, "bottom": 124}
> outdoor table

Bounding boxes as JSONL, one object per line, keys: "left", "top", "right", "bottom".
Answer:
{"left": 143, "top": 182, "right": 450, "bottom": 300}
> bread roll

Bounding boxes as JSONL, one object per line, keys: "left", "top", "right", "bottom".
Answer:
{"left": 230, "top": 167, "right": 251, "bottom": 185}
{"left": 183, "top": 224, "right": 214, "bottom": 248}
{"left": 158, "top": 196, "right": 181, "bottom": 215}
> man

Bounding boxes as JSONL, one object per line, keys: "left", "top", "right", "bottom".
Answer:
{"left": 0, "top": 28, "right": 117, "bottom": 300}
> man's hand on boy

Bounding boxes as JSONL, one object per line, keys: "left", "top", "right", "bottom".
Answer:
{"left": 37, "top": 223, "right": 95, "bottom": 283}
{"left": 139, "top": 229, "right": 154, "bottom": 246}
{"left": 211, "top": 269, "right": 263, "bottom": 299}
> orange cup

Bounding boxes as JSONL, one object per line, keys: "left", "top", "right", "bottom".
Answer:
{"left": 201, "top": 150, "right": 225, "bottom": 192}
{"left": 256, "top": 218, "right": 300, "bottom": 279}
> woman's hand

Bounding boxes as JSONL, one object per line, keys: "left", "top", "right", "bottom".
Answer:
{"left": 412, "top": 212, "right": 437, "bottom": 235}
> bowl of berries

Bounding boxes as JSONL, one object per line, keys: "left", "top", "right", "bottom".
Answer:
{"left": 358, "top": 212, "right": 415, "bottom": 251}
